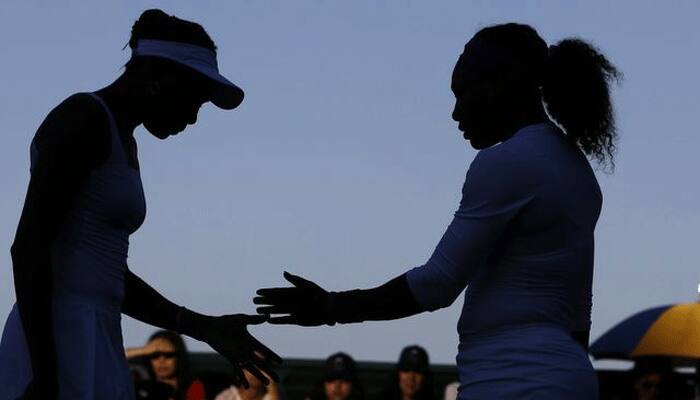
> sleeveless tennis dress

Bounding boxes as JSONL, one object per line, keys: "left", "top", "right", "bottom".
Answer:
{"left": 0, "top": 93, "right": 146, "bottom": 399}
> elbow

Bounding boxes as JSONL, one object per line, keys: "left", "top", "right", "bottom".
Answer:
{"left": 10, "top": 238, "right": 31, "bottom": 260}
{"left": 423, "top": 290, "right": 461, "bottom": 312}
{"left": 10, "top": 241, "right": 31, "bottom": 269}
{"left": 412, "top": 283, "right": 462, "bottom": 312}
{"left": 406, "top": 266, "right": 465, "bottom": 312}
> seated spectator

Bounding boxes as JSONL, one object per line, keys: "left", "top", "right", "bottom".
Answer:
{"left": 628, "top": 358, "right": 676, "bottom": 400}
{"left": 632, "top": 369, "right": 662, "bottom": 400}
{"left": 215, "top": 351, "right": 280, "bottom": 400}
{"left": 375, "top": 345, "right": 434, "bottom": 400}
{"left": 127, "top": 330, "right": 206, "bottom": 400}
{"left": 306, "top": 352, "right": 365, "bottom": 400}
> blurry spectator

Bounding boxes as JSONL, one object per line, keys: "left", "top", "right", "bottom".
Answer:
{"left": 632, "top": 368, "right": 663, "bottom": 400}
{"left": 442, "top": 382, "right": 459, "bottom": 400}
{"left": 306, "top": 352, "right": 365, "bottom": 400}
{"left": 627, "top": 358, "right": 679, "bottom": 400}
{"left": 376, "top": 345, "right": 434, "bottom": 400}
{"left": 127, "top": 330, "right": 206, "bottom": 400}
{"left": 215, "top": 351, "right": 280, "bottom": 400}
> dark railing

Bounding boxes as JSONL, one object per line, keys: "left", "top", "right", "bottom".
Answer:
{"left": 159, "top": 353, "right": 698, "bottom": 400}
{"left": 189, "top": 352, "right": 458, "bottom": 400}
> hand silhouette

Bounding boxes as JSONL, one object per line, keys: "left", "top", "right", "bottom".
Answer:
{"left": 196, "top": 314, "right": 282, "bottom": 388}
{"left": 254, "top": 271, "right": 333, "bottom": 326}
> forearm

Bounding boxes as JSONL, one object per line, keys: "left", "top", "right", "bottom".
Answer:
{"left": 328, "top": 273, "right": 423, "bottom": 324}
{"left": 11, "top": 242, "right": 57, "bottom": 380}
{"left": 122, "top": 269, "right": 211, "bottom": 340}
{"left": 125, "top": 345, "right": 152, "bottom": 359}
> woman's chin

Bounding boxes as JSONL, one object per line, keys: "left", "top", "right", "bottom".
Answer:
{"left": 148, "top": 129, "right": 175, "bottom": 140}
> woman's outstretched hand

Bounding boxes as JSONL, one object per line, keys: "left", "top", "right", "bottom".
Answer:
{"left": 254, "top": 271, "right": 333, "bottom": 326}
{"left": 195, "top": 313, "right": 282, "bottom": 388}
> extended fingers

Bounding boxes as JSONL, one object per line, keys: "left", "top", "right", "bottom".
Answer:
{"left": 250, "top": 337, "right": 283, "bottom": 364}
{"left": 256, "top": 305, "right": 293, "bottom": 315}
{"left": 230, "top": 364, "right": 249, "bottom": 389}
{"left": 255, "top": 287, "right": 299, "bottom": 302}
{"left": 240, "top": 314, "right": 268, "bottom": 325}
{"left": 243, "top": 362, "right": 271, "bottom": 386}
{"left": 253, "top": 359, "right": 280, "bottom": 383}
{"left": 283, "top": 271, "right": 313, "bottom": 288}
{"left": 267, "top": 315, "right": 300, "bottom": 325}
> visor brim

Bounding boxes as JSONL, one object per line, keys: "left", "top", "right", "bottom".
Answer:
{"left": 205, "top": 72, "right": 244, "bottom": 110}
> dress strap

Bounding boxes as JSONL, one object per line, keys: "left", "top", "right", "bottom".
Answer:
{"left": 86, "top": 92, "right": 129, "bottom": 164}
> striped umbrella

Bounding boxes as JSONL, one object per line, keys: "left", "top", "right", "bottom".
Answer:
{"left": 590, "top": 303, "right": 700, "bottom": 366}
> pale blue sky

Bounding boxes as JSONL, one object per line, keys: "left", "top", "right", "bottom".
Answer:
{"left": 0, "top": 1, "right": 698, "bottom": 367}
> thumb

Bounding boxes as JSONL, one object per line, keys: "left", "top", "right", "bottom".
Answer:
{"left": 240, "top": 314, "right": 268, "bottom": 325}
{"left": 283, "top": 271, "right": 314, "bottom": 288}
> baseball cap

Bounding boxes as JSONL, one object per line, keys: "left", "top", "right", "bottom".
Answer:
{"left": 397, "top": 345, "right": 430, "bottom": 373}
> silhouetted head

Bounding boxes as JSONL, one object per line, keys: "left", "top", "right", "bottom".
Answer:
{"left": 146, "top": 330, "right": 192, "bottom": 394}
{"left": 323, "top": 352, "right": 359, "bottom": 400}
{"left": 631, "top": 358, "right": 674, "bottom": 400}
{"left": 311, "top": 352, "right": 364, "bottom": 400}
{"left": 379, "top": 346, "right": 434, "bottom": 400}
{"left": 452, "top": 23, "right": 621, "bottom": 167}
{"left": 397, "top": 345, "right": 432, "bottom": 400}
{"left": 123, "top": 9, "right": 242, "bottom": 139}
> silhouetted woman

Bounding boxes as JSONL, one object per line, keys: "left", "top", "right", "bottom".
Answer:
{"left": 0, "top": 9, "right": 279, "bottom": 399}
{"left": 255, "top": 23, "right": 620, "bottom": 399}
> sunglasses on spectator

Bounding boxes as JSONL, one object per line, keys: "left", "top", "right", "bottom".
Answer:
{"left": 640, "top": 380, "right": 660, "bottom": 390}
{"left": 149, "top": 351, "right": 177, "bottom": 360}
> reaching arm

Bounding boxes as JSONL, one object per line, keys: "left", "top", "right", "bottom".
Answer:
{"left": 256, "top": 149, "right": 534, "bottom": 325}
{"left": 122, "top": 261, "right": 282, "bottom": 388}
{"left": 255, "top": 272, "right": 421, "bottom": 326}
{"left": 122, "top": 269, "right": 184, "bottom": 334}
{"left": 11, "top": 94, "right": 110, "bottom": 395}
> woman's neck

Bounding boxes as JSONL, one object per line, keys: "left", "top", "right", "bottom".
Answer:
{"left": 95, "top": 74, "right": 143, "bottom": 137}
{"left": 499, "top": 102, "right": 549, "bottom": 142}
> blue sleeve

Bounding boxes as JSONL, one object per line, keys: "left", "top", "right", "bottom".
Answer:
{"left": 406, "top": 149, "right": 536, "bottom": 311}
{"left": 572, "top": 244, "right": 594, "bottom": 333}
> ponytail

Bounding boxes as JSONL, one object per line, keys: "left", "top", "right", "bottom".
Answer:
{"left": 542, "top": 39, "right": 622, "bottom": 169}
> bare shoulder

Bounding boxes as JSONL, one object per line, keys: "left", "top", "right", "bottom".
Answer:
{"left": 32, "top": 93, "right": 111, "bottom": 167}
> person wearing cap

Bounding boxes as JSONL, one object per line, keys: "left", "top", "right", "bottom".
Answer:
{"left": 375, "top": 346, "right": 434, "bottom": 400}
{"left": 306, "top": 352, "right": 365, "bottom": 400}
{"left": 0, "top": 9, "right": 280, "bottom": 399}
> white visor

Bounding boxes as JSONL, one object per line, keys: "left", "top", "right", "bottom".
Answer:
{"left": 132, "top": 39, "right": 244, "bottom": 110}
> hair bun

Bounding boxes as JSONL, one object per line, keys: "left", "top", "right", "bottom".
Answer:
{"left": 127, "top": 8, "right": 216, "bottom": 52}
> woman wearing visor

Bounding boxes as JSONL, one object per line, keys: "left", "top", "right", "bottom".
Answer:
{"left": 256, "top": 23, "right": 620, "bottom": 399}
{"left": 0, "top": 9, "right": 280, "bottom": 399}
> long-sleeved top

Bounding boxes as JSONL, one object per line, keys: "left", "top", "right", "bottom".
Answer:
{"left": 406, "top": 122, "right": 601, "bottom": 399}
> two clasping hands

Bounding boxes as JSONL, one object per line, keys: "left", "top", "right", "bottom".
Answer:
{"left": 205, "top": 271, "right": 329, "bottom": 388}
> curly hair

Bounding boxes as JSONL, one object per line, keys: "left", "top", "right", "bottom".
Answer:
{"left": 470, "top": 23, "right": 622, "bottom": 170}
{"left": 543, "top": 38, "right": 622, "bottom": 169}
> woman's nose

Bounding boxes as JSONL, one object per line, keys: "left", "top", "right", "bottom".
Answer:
{"left": 452, "top": 101, "right": 461, "bottom": 122}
